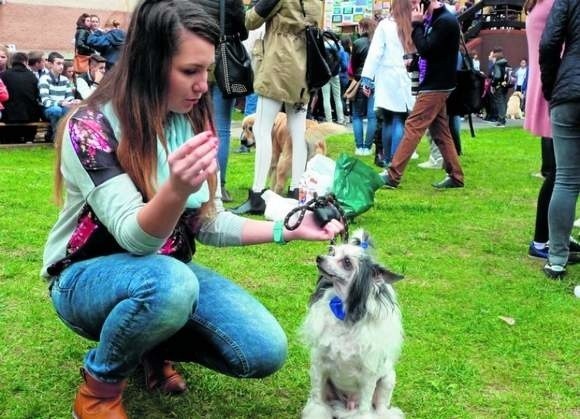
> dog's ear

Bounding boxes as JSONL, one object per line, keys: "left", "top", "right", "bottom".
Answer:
{"left": 372, "top": 263, "right": 404, "bottom": 284}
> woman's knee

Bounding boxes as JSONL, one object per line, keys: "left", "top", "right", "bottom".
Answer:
{"left": 236, "top": 322, "right": 288, "bottom": 379}
{"left": 131, "top": 256, "right": 199, "bottom": 320}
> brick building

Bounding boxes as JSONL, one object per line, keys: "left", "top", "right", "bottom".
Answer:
{"left": 0, "top": 0, "right": 135, "bottom": 56}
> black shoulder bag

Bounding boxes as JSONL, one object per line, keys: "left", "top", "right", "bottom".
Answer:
{"left": 300, "top": 0, "right": 332, "bottom": 90}
{"left": 214, "top": 0, "right": 254, "bottom": 98}
{"left": 446, "top": 33, "right": 486, "bottom": 137}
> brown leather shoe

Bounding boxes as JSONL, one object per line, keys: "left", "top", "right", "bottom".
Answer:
{"left": 73, "top": 368, "right": 127, "bottom": 419}
{"left": 143, "top": 359, "right": 187, "bottom": 395}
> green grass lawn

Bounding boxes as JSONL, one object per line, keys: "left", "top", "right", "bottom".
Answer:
{"left": 0, "top": 126, "right": 578, "bottom": 418}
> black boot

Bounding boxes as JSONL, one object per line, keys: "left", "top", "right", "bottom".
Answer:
{"left": 231, "top": 189, "right": 266, "bottom": 215}
{"left": 287, "top": 188, "right": 299, "bottom": 200}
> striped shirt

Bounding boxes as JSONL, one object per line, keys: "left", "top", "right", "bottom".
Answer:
{"left": 38, "top": 72, "right": 73, "bottom": 108}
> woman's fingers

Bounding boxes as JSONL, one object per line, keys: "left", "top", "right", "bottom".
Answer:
{"left": 168, "top": 131, "right": 215, "bottom": 164}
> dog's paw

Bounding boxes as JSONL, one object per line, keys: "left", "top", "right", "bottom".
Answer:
{"left": 302, "top": 399, "right": 333, "bottom": 419}
{"left": 385, "top": 407, "right": 405, "bottom": 419}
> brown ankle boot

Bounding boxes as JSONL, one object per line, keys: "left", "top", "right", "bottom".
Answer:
{"left": 143, "top": 359, "right": 187, "bottom": 395}
{"left": 73, "top": 368, "right": 127, "bottom": 419}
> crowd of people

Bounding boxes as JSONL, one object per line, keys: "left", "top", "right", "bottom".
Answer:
{"left": 0, "top": 13, "right": 125, "bottom": 142}
{"left": 0, "top": 0, "right": 578, "bottom": 416}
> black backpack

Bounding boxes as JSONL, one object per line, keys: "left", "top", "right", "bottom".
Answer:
{"left": 323, "top": 31, "right": 341, "bottom": 77}
{"left": 301, "top": 0, "right": 340, "bottom": 90}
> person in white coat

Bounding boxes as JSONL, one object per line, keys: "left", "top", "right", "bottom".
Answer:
{"left": 360, "top": 0, "right": 416, "bottom": 166}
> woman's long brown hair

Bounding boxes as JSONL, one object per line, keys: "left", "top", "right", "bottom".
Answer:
{"left": 54, "top": 0, "right": 220, "bottom": 220}
{"left": 359, "top": 18, "right": 378, "bottom": 41}
{"left": 391, "top": 0, "right": 415, "bottom": 54}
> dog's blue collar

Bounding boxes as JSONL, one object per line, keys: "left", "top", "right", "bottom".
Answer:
{"left": 329, "top": 296, "right": 346, "bottom": 321}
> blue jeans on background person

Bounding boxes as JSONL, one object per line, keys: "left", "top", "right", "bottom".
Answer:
{"left": 381, "top": 110, "right": 407, "bottom": 164}
{"left": 244, "top": 92, "right": 258, "bottom": 116}
{"left": 352, "top": 92, "right": 376, "bottom": 150}
{"left": 44, "top": 104, "right": 67, "bottom": 132}
{"left": 50, "top": 253, "right": 287, "bottom": 383}
{"left": 211, "top": 84, "right": 235, "bottom": 188}
{"left": 548, "top": 101, "right": 580, "bottom": 267}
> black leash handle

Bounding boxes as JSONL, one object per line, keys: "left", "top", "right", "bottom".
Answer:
{"left": 283, "top": 194, "right": 349, "bottom": 244}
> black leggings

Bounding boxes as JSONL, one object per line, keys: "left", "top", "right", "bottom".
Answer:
{"left": 533, "top": 137, "right": 556, "bottom": 243}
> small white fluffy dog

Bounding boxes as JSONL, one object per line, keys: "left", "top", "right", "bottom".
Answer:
{"left": 506, "top": 91, "right": 524, "bottom": 119}
{"left": 301, "top": 230, "right": 404, "bottom": 419}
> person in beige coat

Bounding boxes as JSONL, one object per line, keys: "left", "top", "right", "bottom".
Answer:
{"left": 233, "top": 0, "right": 322, "bottom": 215}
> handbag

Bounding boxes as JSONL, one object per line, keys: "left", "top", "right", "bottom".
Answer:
{"left": 332, "top": 153, "right": 384, "bottom": 219}
{"left": 73, "top": 54, "right": 90, "bottom": 74}
{"left": 446, "top": 34, "right": 486, "bottom": 136}
{"left": 214, "top": 0, "right": 254, "bottom": 99}
{"left": 300, "top": 0, "right": 332, "bottom": 90}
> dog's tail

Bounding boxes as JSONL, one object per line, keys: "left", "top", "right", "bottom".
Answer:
{"left": 307, "top": 122, "right": 349, "bottom": 143}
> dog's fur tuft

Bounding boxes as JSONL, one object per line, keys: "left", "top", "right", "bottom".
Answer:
{"left": 301, "top": 229, "right": 405, "bottom": 418}
{"left": 506, "top": 91, "right": 524, "bottom": 119}
{"left": 240, "top": 113, "right": 347, "bottom": 194}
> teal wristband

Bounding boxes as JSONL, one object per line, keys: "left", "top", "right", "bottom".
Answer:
{"left": 273, "top": 220, "right": 287, "bottom": 245}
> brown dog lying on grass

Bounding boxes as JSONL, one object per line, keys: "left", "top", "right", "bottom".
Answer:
{"left": 240, "top": 113, "right": 347, "bottom": 194}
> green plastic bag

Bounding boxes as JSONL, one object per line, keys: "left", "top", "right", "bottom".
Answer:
{"left": 332, "top": 153, "right": 384, "bottom": 218}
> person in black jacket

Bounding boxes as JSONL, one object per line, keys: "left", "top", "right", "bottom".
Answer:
{"left": 539, "top": 0, "right": 580, "bottom": 279}
{"left": 489, "top": 46, "right": 510, "bottom": 127}
{"left": 381, "top": 0, "right": 464, "bottom": 189}
{"left": 0, "top": 52, "right": 41, "bottom": 143}
{"left": 199, "top": 0, "right": 248, "bottom": 203}
{"left": 74, "top": 13, "right": 96, "bottom": 74}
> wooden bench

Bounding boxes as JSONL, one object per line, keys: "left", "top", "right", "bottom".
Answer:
{"left": 0, "top": 121, "right": 51, "bottom": 144}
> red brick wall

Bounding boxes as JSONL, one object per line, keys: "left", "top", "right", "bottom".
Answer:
{"left": 0, "top": 3, "right": 129, "bottom": 57}
{"left": 468, "top": 29, "right": 528, "bottom": 71}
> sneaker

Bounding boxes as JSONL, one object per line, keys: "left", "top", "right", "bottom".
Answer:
{"left": 494, "top": 122, "right": 506, "bottom": 128}
{"left": 355, "top": 148, "right": 363, "bottom": 156}
{"left": 432, "top": 176, "right": 464, "bottom": 189}
{"left": 380, "top": 171, "right": 398, "bottom": 189}
{"left": 418, "top": 159, "right": 443, "bottom": 169}
{"left": 362, "top": 148, "right": 372, "bottom": 156}
{"left": 543, "top": 263, "right": 566, "bottom": 279}
{"left": 411, "top": 151, "right": 419, "bottom": 160}
{"left": 220, "top": 186, "right": 233, "bottom": 203}
{"left": 528, "top": 242, "right": 549, "bottom": 260}
{"left": 235, "top": 145, "right": 251, "bottom": 153}
{"left": 574, "top": 219, "right": 580, "bottom": 228}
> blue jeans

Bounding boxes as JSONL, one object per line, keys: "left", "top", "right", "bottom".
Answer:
{"left": 50, "top": 253, "right": 287, "bottom": 383}
{"left": 352, "top": 92, "right": 376, "bottom": 149}
{"left": 381, "top": 110, "right": 407, "bottom": 163}
{"left": 211, "top": 84, "right": 235, "bottom": 186}
{"left": 548, "top": 101, "right": 580, "bottom": 266}
{"left": 44, "top": 105, "right": 67, "bottom": 132}
{"left": 244, "top": 93, "right": 258, "bottom": 116}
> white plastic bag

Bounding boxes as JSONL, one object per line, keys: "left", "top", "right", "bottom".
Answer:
{"left": 298, "top": 155, "right": 336, "bottom": 203}
{"left": 262, "top": 190, "right": 299, "bottom": 222}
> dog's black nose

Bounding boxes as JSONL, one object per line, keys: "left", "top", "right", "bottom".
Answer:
{"left": 316, "top": 255, "right": 323, "bottom": 264}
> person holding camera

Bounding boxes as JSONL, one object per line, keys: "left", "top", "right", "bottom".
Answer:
{"left": 381, "top": 0, "right": 464, "bottom": 189}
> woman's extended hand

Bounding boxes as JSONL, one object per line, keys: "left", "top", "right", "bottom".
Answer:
{"left": 286, "top": 212, "right": 344, "bottom": 242}
{"left": 167, "top": 130, "right": 218, "bottom": 197}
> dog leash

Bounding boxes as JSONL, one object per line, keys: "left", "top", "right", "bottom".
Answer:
{"left": 283, "top": 194, "right": 349, "bottom": 244}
